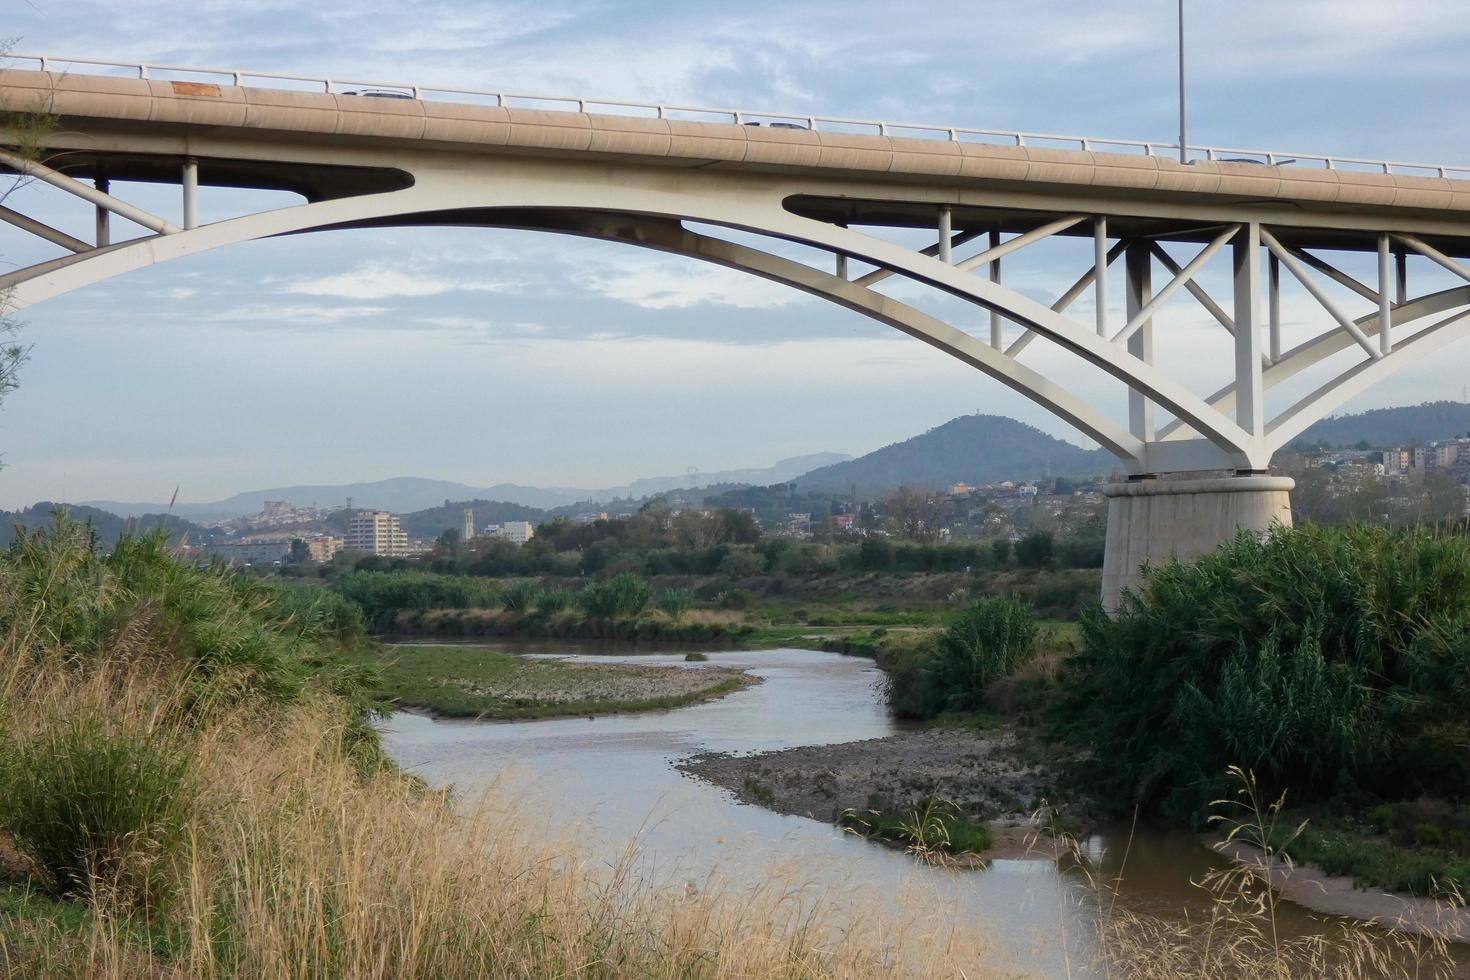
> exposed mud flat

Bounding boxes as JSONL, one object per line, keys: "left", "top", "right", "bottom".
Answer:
{"left": 677, "top": 727, "right": 1069, "bottom": 858}
{"left": 452, "top": 661, "right": 753, "bottom": 707}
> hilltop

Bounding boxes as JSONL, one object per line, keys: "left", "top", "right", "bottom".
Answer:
{"left": 793, "top": 414, "right": 1116, "bottom": 495}
{"left": 1293, "top": 400, "right": 1470, "bottom": 450}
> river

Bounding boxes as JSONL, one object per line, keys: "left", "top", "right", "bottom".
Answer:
{"left": 378, "top": 644, "right": 1461, "bottom": 977}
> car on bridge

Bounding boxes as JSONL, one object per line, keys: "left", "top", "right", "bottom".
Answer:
{"left": 341, "top": 88, "right": 413, "bottom": 100}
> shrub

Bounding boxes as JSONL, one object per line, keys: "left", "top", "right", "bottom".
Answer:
{"left": 537, "top": 588, "right": 573, "bottom": 615}
{"left": 501, "top": 581, "right": 543, "bottom": 615}
{"left": 0, "top": 517, "right": 377, "bottom": 712}
{"left": 1014, "top": 531, "right": 1054, "bottom": 569}
{"left": 656, "top": 588, "right": 694, "bottom": 622}
{"left": 924, "top": 597, "right": 1039, "bottom": 714}
{"left": 1061, "top": 522, "right": 1470, "bottom": 824}
{"left": 717, "top": 548, "right": 765, "bottom": 577}
{"left": 0, "top": 715, "right": 192, "bottom": 904}
{"left": 334, "top": 571, "right": 501, "bottom": 631}
{"left": 717, "top": 588, "right": 755, "bottom": 611}
{"left": 577, "top": 573, "right": 653, "bottom": 619}
{"left": 875, "top": 639, "right": 936, "bottom": 719}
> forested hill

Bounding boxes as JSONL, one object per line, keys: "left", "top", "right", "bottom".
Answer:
{"left": 793, "top": 414, "right": 1117, "bottom": 495}
{"left": 0, "top": 503, "right": 217, "bottom": 548}
{"left": 1293, "top": 401, "right": 1470, "bottom": 449}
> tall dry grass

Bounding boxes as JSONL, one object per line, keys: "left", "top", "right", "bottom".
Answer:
{"left": 0, "top": 653, "right": 1012, "bottom": 978}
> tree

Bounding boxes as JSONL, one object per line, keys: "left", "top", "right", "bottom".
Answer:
{"left": 287, "top": 538, "right": 311, "bottom": 565}
{"left": 1015, "top": 530, "right": 1055, "bottom": 569}
{"left": 880, "top": 484, "right": 941, "bottom": 540}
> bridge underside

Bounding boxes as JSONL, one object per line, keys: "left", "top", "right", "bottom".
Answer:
{"left": 8, "top": 70, "right": 1470, "bottom": 605}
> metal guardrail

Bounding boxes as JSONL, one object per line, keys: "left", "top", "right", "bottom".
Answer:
{"left": 8, "top": 52, "right": 1470, "bottom": 181}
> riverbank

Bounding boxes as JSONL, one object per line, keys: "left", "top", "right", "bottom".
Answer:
{"left": 348, "top": 644, "right": 757, "bottom": 719}
{"left": 1214, "top": 838, "right": 1470, "bottom": 941}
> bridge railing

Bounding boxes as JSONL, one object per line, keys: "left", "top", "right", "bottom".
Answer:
{"left": 8, "top": 53, "right": 1470, "bottom": 181}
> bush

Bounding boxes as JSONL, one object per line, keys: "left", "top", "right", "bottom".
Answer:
{"left": 577, "top": 573, "right": 653, "bottom": 620}
{"left": 0, "top": 517, "right": 376, "bottom": 711}
{"left": 717, "top": 588, "right": 755, "bottom": 611}
{"left": 656, "top": 588, "right": 694, "bottom": 621}
{"left": 1014, "top": 531, "right": 1054, "bottom": 569}
{"left": 501, "top": 581, "right": 543, "bottom": 615}
{"left": 875, "top": 639, "right": 936, "bottom": 719}
{"left": 717, "top": 547, "right": 765, "bottom": 577}
{"left": 925, "top": 597, "right": 1039, "bottom": 714}
{"left": 537, "top": 588, "right": 573, "bottom": 615}
{"left": 1061, "top": 522, "right": 1470, "bottom": 825}
{"left": 334, "top": 571, "right": 501, "bottom": 631}
{"left": 0, "top": 715, "right": 192, "bottom": 904}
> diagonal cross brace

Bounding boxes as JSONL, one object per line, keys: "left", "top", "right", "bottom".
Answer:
{"left": 0, "top": 148, "right": 181, "bottom": 236}
{"left": 1111, "top": 225, "right": 1238, "bottom": 345}
{"left": 1261, "top": 227, "right": 1381, "bottom": 360}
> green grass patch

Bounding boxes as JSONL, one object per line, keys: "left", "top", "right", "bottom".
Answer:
{"left": 346, "top": 645, "right": 753, "bottom": 719}
{"left": 1269, "top": 814, "right": 1470, "bottom": 898}
{"left": 0, "top": 878, "right": 181, "bottom": 959}
{"left": 839, "top": 802, "right": 993, "bottom": 855}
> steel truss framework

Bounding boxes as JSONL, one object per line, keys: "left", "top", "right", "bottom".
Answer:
{"left": 4, "top": 146, "right": 1470, "bottom": 477}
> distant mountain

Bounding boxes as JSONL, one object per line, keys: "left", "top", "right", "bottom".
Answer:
{"left": 81, "top": 453, "right": 852, "bottom": 520}
{"left": 0, "top": 503, "right": 218, "bottom": 548}
{"left": 621, "top": 453, "right": 849, "bottom": 499}
{"left": 794, "top": 414, "right": 1117, "bottom": 495}
{"left": 1293, "top": 401, "right": 1470, "bottom": 450}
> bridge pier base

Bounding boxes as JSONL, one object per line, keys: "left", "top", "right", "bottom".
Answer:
{"left": 1100, "top": 474, "right": 1295, "bottom": 611}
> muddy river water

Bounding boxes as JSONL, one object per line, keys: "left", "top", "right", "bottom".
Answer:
{"left": 378, "top": 645, "right": 1461, "bottom": 977}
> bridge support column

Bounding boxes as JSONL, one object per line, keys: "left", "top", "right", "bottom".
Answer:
{"left": 1100, "top": 474, "right": 1295, "bottom": 611}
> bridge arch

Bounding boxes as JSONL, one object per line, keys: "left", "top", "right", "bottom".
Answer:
{"left": 3, "top": 176, "right": 1284, "bottom": 473}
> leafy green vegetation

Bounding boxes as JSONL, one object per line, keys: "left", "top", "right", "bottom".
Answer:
{"left": 0, "top": 715, "right": 193, "bottom": 905}
{"left": 873, "top": 599, "right": 1040, "bottom": 720}
{"left": 577, "top": 572, "right": 653, "bottom": 619}
{"left": 345, "top": 644, "right": 751, "bottom": 719}
{"left": 333, "top": 570, "right": 502, "bottom": 630}
{"left": 839, "top": 800, "right": 994, "bottom": 856}
{"left": 1059, "top": 521, "right": 1470, "bottom": 826}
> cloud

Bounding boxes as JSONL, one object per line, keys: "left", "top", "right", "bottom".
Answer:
{"left": 208, "top": 303, "right": 388, "bottom": 324}
{"left": 590, "top": 262, "right": 806, "bottom": 311}
{"left": 286, "top": 262, "right": 517, "bottom": 300}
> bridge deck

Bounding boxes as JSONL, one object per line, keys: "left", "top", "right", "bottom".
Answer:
{"left": 5, "top": 68, "right": 1470, "bottom": 226}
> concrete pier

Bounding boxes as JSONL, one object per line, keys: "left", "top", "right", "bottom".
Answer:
{"left": 1101, "top": 474, "right": 1295, "bottom": 610}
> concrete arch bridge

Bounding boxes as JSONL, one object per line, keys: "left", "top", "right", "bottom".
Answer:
{"left": 6, "top": 56, "right": 1470, "bottom": 604}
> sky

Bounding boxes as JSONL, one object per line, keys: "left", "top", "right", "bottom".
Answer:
{"left": 5, "top": 0, "right": 1470, "bottom": 507}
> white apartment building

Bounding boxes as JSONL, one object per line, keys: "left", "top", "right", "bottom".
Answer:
{"left": 484, "top": 520, "right": 536, "bottom": 546}
{"left": 344, "top": 511, "right": 410, "bottom": 557}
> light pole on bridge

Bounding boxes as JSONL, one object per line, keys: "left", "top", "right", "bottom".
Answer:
{"left": 1178, "top": 0, "right": 1188, "bottom": 164}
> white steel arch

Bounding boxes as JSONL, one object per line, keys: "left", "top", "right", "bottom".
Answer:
{"left": 0, "top": 173, "right": 1260, "bottom": 472}
{"left": 5, "top": 169, "right": 1470, "bottom": 475}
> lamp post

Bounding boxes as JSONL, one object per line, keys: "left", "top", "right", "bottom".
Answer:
{"left": 1178, "top": 0, "right": 1187, "bottom": 164}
